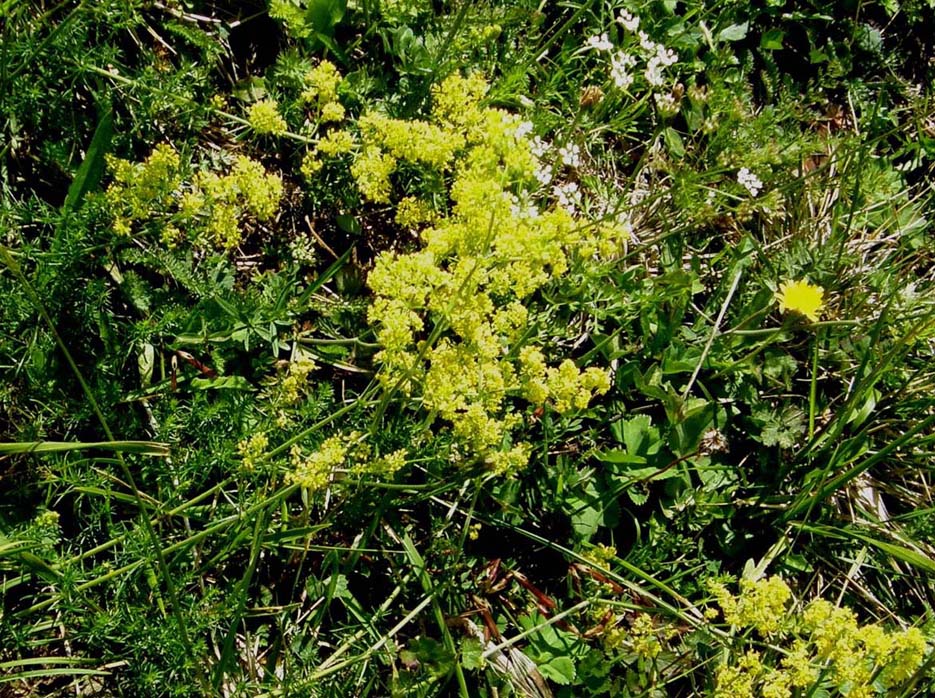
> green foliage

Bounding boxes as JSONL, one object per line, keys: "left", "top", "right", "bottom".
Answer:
{"left": 2, "top": 0, "right": 935, "bottom": 696}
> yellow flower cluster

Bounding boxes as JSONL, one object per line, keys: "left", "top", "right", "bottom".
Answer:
{"left": 518, "top": 351, "right": 612, "bottom": 413}
{"left": 277, "top": 358, "right": 317, "bottom": 405}
{"left": 629, "top": 613, "right": 662, "bottom": 660}
{"left": 320, "top": 101, "right": 345, "bottom": 123}
{"left": 237, "top": 432, "right": 269, "bottom": 472}
{"left": 363, "top": 74, "right": 614, "bottom": 471}
{"left": 714, "top": 651, "right": 765, "bottom": 698}
{"left": 301, "top": 150, "right": 323, "bottom": 180}
{"left": 316, "top": 129, "right": 355, "bottom": 157}
{"left": 247, "top": 99, "right": 287, "bottom": 136}
{"left": 711, "top": 575, "right": 792, "bottom": 636}
{"left": 395, "top": 196, "right": 437, "bottom": 229}
{"left": 710, "top": 576, "right": 928, "bottom": 698}
{"left": 105, "top": 147, "right": 283, "bottom": 250}
{"left": 301, "top": 60, "right": 346, "bottom": 125}
{"left": 194, "top": 155, "right": 284, "bottom": 248}
{"left": 365, "top": 448, "right": 408, "bottom": 476}
{"left": 301, "top": 60, "right": 342, "bottom": 105}
{"left": 288, "top": 435, "right": 345, "bottom": 492}
{"left": 350, "top": 146, "right": 397, "bottom": 203}
{"left": 358, "top": 112, "right": 463, "bottom": 170}
{"left": 106, "top": 144, "right": 182, "bottom": 233}
{"left": 285, "top": 430, "right": 410, "bottom": 494}
{"left": 803, "top": 598, "right": 927, "bottom": 692}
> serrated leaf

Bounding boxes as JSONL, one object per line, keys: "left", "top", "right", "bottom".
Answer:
{"left": 538, "top": 655, "right": 575, "bottom": 684}
{"left": 460, "top": 638, "right": 484, "bottom": 670}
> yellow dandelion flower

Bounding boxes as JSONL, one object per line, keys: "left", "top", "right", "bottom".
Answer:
{"left": 775, "top": 279, "right": 825, "bottom": 322}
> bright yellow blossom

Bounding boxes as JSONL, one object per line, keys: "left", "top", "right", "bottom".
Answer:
{"left": 775, "top": 279, "right": 825, "bottom": 322}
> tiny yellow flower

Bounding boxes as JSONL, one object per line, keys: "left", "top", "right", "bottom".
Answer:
{"left": 775, "top": 279, "right": 825, "bottom": 322}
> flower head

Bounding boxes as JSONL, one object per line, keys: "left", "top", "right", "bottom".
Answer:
{"left": 617, "top": 9, "right": 640, "bottom": 32}
{"left": 586, "top": 33, "right": 613, "bottom": 52}
{"left": 775, "top": 280, "right": 825, "bottom": 322}
{"left": 738, "top": 167, "right": 763, "bottom": 197}
{"left": 247, "top": 99, "right": 287, "bottom": 135}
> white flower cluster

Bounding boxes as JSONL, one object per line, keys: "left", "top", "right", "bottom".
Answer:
{"left": 510, "top": 193, "right": 540, "bottom": 220}
{"left": 553, "top": 181, "right": 581, "bottom": 212}
{"left": 610, "top": 51, "right": 637, "bottom": 90}
{"left": 638, "top": 32, "right": 678, "bottom": 86}
{"left": 597, "top": 10, "right": 679, "bottom": 91}
{"left": 617, "top": 9, "right": 639, "bottom": 32}
{"left": 737, "top": 167, "right": 763, "bottom": 197}
{"left": 558, "top": 143, "right": 582, "bottom": 168}
{"left": 586, "top": 32, "right": 614, "bottom": 52}
{"left": 654, "top": 92, "right": 679, "bottom": 117}
{"left": 529, "top": 136, "right": 553, "bottom": 186}
{"left": 513, "top": 120, "right": 534, "bottom": 140}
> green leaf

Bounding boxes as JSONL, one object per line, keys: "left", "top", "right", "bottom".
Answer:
{"left": 0, "top": 441, "right": 170, "bottom": 456}
{"left": 62, "top": 103, "right": 113, "bottom": 218}
{"left": 306, "top": 0, "right": 346, "bottom": 37}
{"left": 232, "top": 76, "right": 267, "bottom": 102}
{"left": 538, "top": 655, "right": 575, "bottom": 684}
{"left": 190, "top": 375, "right": 253, "bottom": 391}
{"left": 596, "top": 449, "right": 646, "bottom": 466}
{"left": 717, "top": 22, "right": 749, "bottom": 42}
{"left": 460, "top": 638, "right": 484, "bottom": 670}
{"left": 620, "top": 415, "right": 662, "bottom": 457}
{"left": 568, "top": 479, "right": 619, "bottom": 539}
{"left": 760, "top": 28, "right": 785, "bottom": 50}
{"left": 336, "top": 213, "right": 361, "bottom": 234}
{"left": 663, "top": 127, "right": 685, "bottom": 158}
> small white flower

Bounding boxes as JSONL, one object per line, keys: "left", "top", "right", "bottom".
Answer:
{"left": 654, "top": 92, "right": 678, "bottom": 117}
{"left": 553, "top": 181, "right": 581, "bottom": 212}
{"left": 638, "top": 30, "right": 657, "bottom": 52}
{"left": 617, "top": 9, "right": 640, "bottom": 32}
{"left": 737, "top": 167, "right": 763, "bottom": 197}
{"left": 530, "top": 136, "right": 550, "bottom": 159}
{"left": 510, "top": 194, "right": 540, "bottom": 220}
{"left": 534, "top": 163, "right": 553, "bottom": 186}
{"left": 644, "top": 46, "right": 678, "bottom": 87}
{"left": 558, "top": 143, "right": 582, "bottom": 168}
{"left": 610, "top": 51, "right": 636, "bottom": 89}
{"left": 514, "top": 120, "right": 534, "bottom": 139}
{"left": 645, "top": 58, "right": 665, "bottom": 86}
{"left": 586, "top": 32, "right": 614, "bottom": 52}
{"left": 655, "top": 45, "right": 678, "bottom": 67}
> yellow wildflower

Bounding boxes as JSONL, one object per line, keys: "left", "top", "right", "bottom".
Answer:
{"left": 302, "top": 60, "right": 343, "bottom": 104}
{"left": 288, "top": 435, "right": 346, "bottom": 492}
{"left": 237, "top": 432, "right": 269, "bottom": 472}
{"left": 317, "top": 130, "right": 356, "bottom": 157}
{"left": 775, "top": 279, "right": 825, "bottom": 322}
{"left": 319, "top": 101, "right": 346, "bottom": 123}
{"left": 248, "top": 99, "right": 287, "bottom": 136}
